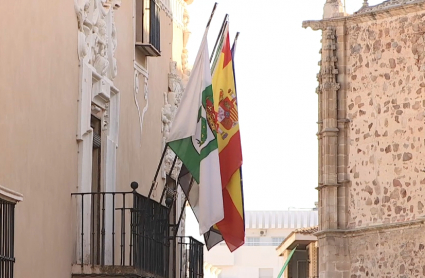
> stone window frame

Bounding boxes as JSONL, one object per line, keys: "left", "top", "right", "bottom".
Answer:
{"left": 76, "top": 62, "right": 120, "bottom": 265}
{"left": 75, "top": 0, "right": 121, "bottom": 265}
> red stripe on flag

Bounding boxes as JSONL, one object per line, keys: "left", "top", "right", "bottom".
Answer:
{"left": 222, "top": 33, "right": 232, "bottom": 69}
{"left": 219, "top": 130, "right": 242, "bottom": 188}
{"left": 216, "top": 189, "right": 245, "bottom": 252}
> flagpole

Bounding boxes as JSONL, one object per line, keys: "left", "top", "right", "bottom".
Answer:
{"left": 231, "top": 32, "right": 240, "bottom": 57}
{"left": 231, "top": 33, "right": 245, "bottom": 231}
{"left": 160, "top": 155, "right": 178, "bottom": 204}
{"left": 277, "top": 245, "right": 298, "bottom": 278}
{"left": 209, "top": 14, "right": 229, "bottom": 63}
{"left": 173, "top": 177, "right": 194, "bottom": 237}
{"left": 148, "top": 143, "right": 168, "bottom": 199}
{"left": 206, "top": 2, "right": 218, "bottom": 28}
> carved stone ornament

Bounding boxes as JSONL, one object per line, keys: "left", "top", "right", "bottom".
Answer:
{"left": 317, "top": 28, "right": 340, "bottom": 95}
{"left": 161, "top": 61, "right": 187, "bottom": 179}
{"left": 74, "top": 0, "right": 120, "bottom": 79}
{"left": 323, "top": 0, "right": 345, "bottom": 19}
{"left": 181, "top": 8, "right": 191, "bottom": 80}
{"left": 134, "top": 64, "right": 149, "bottom": 144}
{"left": 302, "top": 20, "right": 327, "bottom": 31}
{"left": 355, "top": 0, "right": 421, "bottom": 15}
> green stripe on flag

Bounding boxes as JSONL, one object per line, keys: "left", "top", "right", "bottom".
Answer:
{"left": 168, "top": 138, "right": 200, "bottom": 183}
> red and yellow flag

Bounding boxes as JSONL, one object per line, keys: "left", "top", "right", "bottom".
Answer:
{"left": 212, "top": 24, "right": 244, "bottom": 252}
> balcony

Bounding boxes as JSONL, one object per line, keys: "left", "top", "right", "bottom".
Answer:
{"left": 0, "top": 198, "right": 16, "bottom": 278}
{"left": 71, "top": 183, "right": 204, "bottom": 278}
{"left": 71, "top": 183, "right": 169, "bottom": 278}
{"left": 176, "top": 237, "right": 203, "bottom": 278}
{"left": 135, "top": 0, "right": 161, "bottom": 57}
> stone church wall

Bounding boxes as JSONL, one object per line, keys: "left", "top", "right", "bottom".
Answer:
{"left": 348, "top": 224, "right": 425, "bottom": 277}
{"left": 346, "top": 12, "right": 425, "bottom": 229}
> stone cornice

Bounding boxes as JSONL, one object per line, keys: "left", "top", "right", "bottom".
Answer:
{"left": 0, "top": 185, "right": 23, "bottom": 203}
{"left": 303, "top": 0, "right": 425, "bottom": 30}
{"left": 314, "top": 217, "right": 425, "bottom": 238}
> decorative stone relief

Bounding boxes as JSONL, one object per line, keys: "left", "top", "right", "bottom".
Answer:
{"left": 74, "top": 0, "right": 119, "bottom": 80}
{"left": 182, "top": 8, "right": 191, "bottom": 80}
{"left": 323, "top": 0, "right": 345, "bottom": 19}
{"left": 134, "top": 63, "right": 149, "bottom": 144}
{"left": 75, "top": 0, "right": 120, "bottom": 265}
{"left": 162, "top": 62, "right": 185, "bottom": 180}
{"left": 318, "top": 28, "right": 340, "bottom": 96}
{"left": 355, "top": 0, "right": 421, "bottom": 15}
{"left": 159, "top": 0, "right": 173, "bottom": 19}
{"left": 302, "top": 20, "right": 326, "bottom": 31}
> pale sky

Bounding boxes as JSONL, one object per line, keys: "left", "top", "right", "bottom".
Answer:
{"left": 183, "top": 0, "right": 385, "bottom": 238}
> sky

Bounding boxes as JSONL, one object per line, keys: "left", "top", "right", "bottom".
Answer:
{"left": 183, "top": 0, "right": 386, "bottom": 238}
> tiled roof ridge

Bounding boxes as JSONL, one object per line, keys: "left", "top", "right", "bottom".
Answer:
{"left": 293, "top": 225, "right": 319, "bottom": 235}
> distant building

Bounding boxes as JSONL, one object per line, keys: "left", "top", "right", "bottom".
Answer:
{"left": 204, "top": 210, "right": 318, "bottom": 278}
{"left": 276, "top": 226, "right": 319, "bottom": 278}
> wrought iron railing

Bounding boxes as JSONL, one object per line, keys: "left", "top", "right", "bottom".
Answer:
{"left": 132, "top": 188, "right": 170, "bottom": 277}
{"left": 177, "top": 237, "right": 204, "bottom": 278}
{"left": 0, "top": 198, "right": 15, "bottom": 278}
{"left": 71, "top": 183, "right": 170, "bottom": 278}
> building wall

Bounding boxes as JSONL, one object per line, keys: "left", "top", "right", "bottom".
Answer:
{"left": 348, "top": 223, "right": 425, "bottom": 277}
{"left": 345, "top": 9, "right": 425, "bottom": 278}
{"left": 115, "top": 5, "right": 174, "bottom": 197}
{"left": 347, "top": 11, "right": 425, "bottom": 229}
{"left": 0, "top": 0, "right": 189, "bottom": 277}
{"left": 0, "top": 1, "right": 79, "bottom": 277}
{"left": 304, "top": 1, "right": 425, "bottom": 278}
{"left": 206, "top": 244, "right": 284, "bottom": 278}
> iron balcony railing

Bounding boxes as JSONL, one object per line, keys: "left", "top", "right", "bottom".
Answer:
{"left": 0, "top": 198, "right": 15, "bottom": 278}
{"left": 177, "top": 237, "right": 203, "bottom": 278}
{"left": 71, "top": 183, "right": 170, "bottom": 278}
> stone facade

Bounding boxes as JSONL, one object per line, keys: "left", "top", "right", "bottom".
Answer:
{"left": 304, "top": 1, "right": 425, "bottom": 277}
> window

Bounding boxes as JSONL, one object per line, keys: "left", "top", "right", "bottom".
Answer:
{"left": 135, "top": 0, "right": 161, "bottom": 56}
{"left": 272, "top": 237, "right": 286, "bottom": 246}
{"left": 245, "top": 237, "right": 285, "bottom": 246}
{"left": 259, "top": 268, "right": 273, "bottom": 278}
{"left": 0, "top": 198, "right": 16, "bottom": 278}
{"left": 245, "top": 237, "right": 261, "bottom": 246}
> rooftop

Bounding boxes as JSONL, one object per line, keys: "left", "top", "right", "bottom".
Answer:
{"left": 245, "top": 210, "right": 318, "bottom": 229}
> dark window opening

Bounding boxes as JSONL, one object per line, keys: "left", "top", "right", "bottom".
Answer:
{"left": 91, "top": 115, "right": 102, "bottom": 265}
{"left": 0, "top": 198, "right": 16, "bottom": 278}
{"left": 135, "top": 0, "right": 161, "bottom": 57}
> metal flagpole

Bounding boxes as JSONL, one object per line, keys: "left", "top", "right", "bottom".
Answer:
{"left": 148, "top": 143, "right": 169, "bottom": 198}
{"left": 210, "top": 14, "right": 229, "bottom": 63}
{"left": 230, "top": 31, "right": 245, "bottom": 231}
{"left": 160, "top": 155, "right": 178, "bottom": 204}
{"left": 232, "top": 32, "right": 240, "bottom": 58}
{"left": 173, "top": 177, "right": 194, "bottom": 237}
{"left": 277, "top": 246, "right": 298, "bottom": 278}
{"left": 206, "top": 2, "right": 218, "bottom": 28}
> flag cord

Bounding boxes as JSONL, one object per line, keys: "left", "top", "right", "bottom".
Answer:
{"left": 148, "top": 143, "right": 168, "bottom": 199}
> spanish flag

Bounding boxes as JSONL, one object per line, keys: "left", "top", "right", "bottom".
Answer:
{"left": 211, "top": 23, "right": 244, "bottom": 252}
